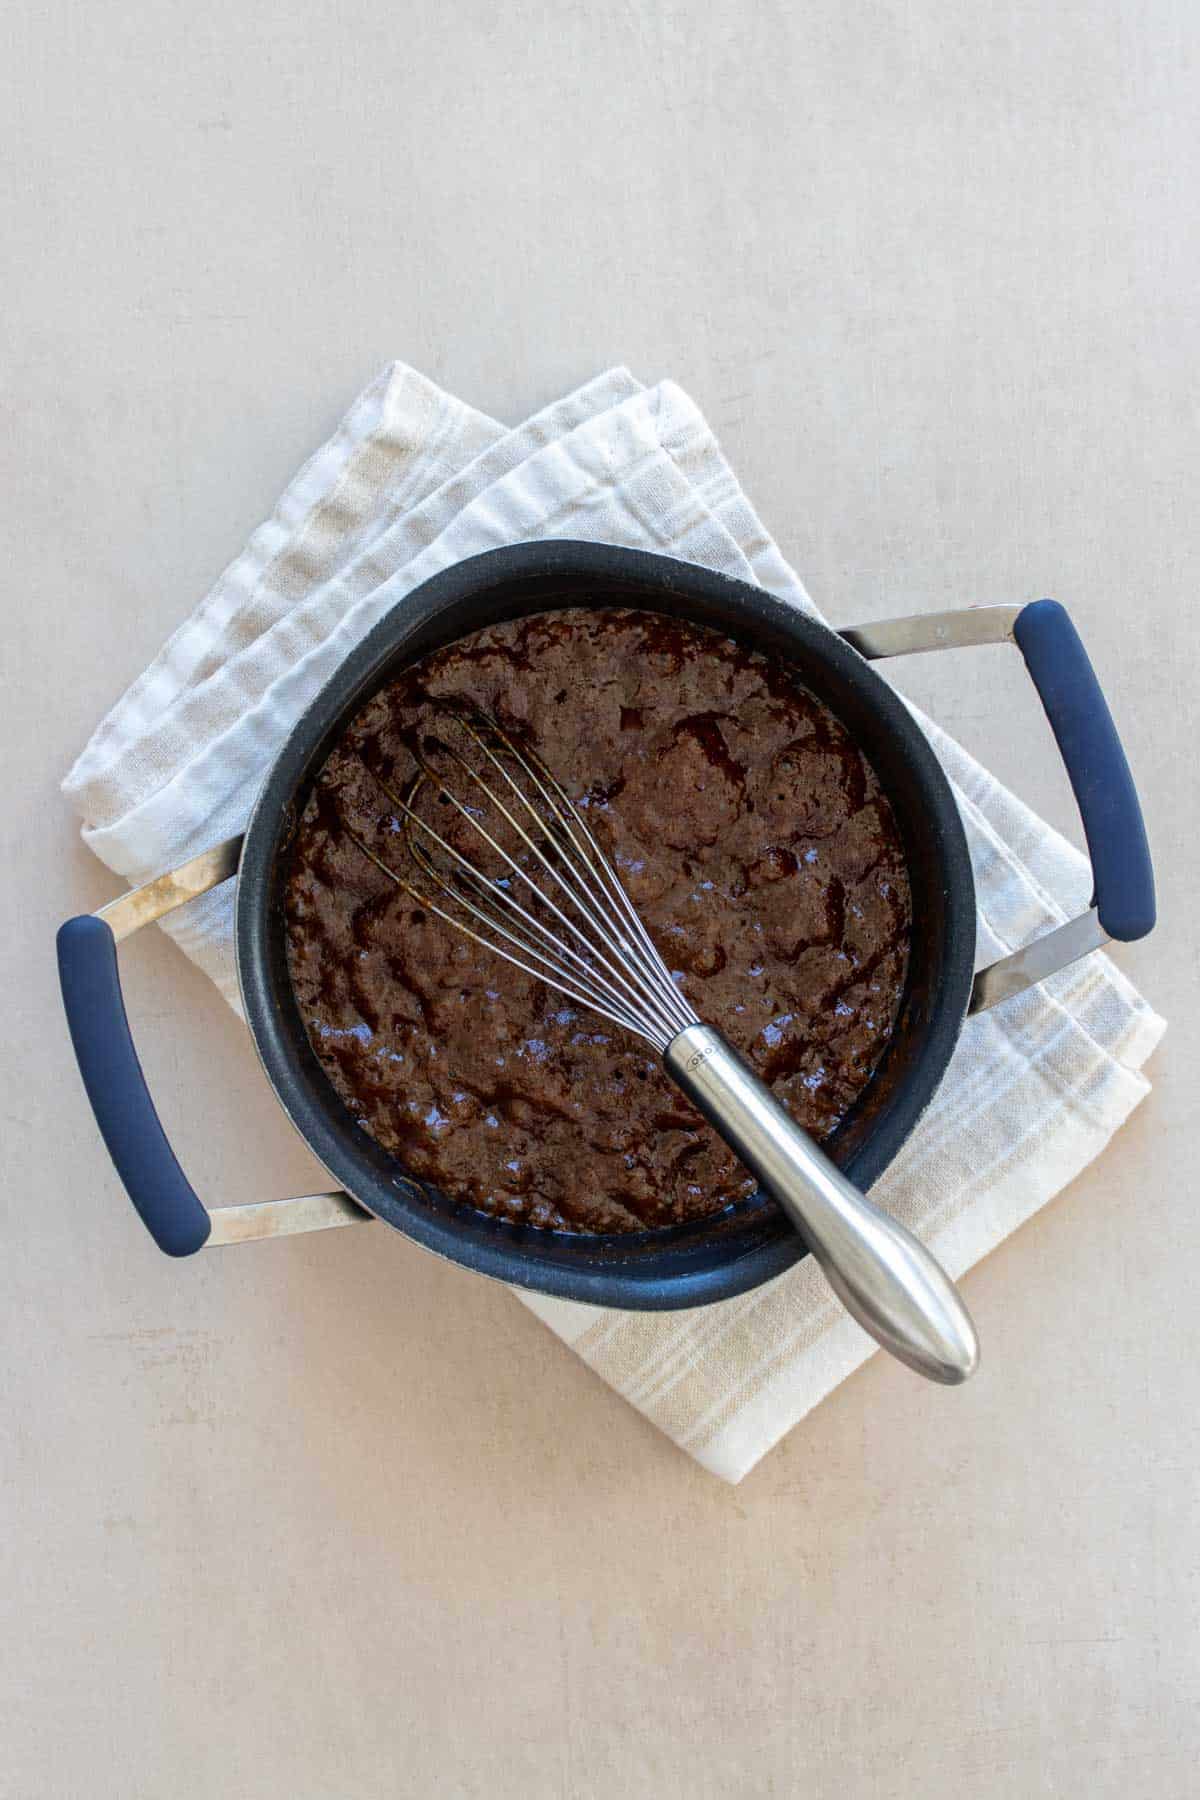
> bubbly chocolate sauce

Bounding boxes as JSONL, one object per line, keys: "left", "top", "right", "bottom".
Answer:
{"left": 284, "top": 609, "right": 911, "bottom": 1233}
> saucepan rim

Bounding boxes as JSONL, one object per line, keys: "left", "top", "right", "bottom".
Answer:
{"left": 234, "top": 541, "right": 977, "bottom": 1309}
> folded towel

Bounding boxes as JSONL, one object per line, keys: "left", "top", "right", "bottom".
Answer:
{"left": 64, "top": 363, "right": 1165, "bottom": 1482}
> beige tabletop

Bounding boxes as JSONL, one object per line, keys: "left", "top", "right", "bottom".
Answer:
{"left": 5, "top": 2, "right": 1198, "bottom": 1794}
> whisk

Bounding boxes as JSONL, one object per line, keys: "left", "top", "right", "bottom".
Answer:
{"left": 347, "top": 710, "right": 978, "bottom": 1385}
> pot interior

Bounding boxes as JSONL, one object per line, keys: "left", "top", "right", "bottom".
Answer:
{"left": 236, "top": 544, "right": 975, "bottom": 1309}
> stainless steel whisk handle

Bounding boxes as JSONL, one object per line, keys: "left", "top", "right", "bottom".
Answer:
{"left": 664, "top": 1025, "right": 979, "bottom": 1385}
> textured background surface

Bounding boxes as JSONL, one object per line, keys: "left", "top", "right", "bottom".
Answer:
{"left": 4, "top": 2, "right": 1197, "bottom": 1794}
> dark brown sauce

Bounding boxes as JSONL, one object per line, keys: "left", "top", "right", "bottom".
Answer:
{"left": 284, "top": 609, "right": 911, "bottom": 1233}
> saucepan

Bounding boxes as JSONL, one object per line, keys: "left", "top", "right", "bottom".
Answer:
{"left": 57, "top": 543, "right": 1156, "bottom": 1308}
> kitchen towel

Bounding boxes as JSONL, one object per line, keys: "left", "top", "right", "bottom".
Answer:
{"left": 64, "top": 363, "right": 1165, "bottom": 1483}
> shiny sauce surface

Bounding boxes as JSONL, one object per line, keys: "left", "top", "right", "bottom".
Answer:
{"left": 284, "top": 609, "right": 911, "bottom": 1233}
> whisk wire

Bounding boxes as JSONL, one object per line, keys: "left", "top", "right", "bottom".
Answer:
{"left": 343, "top": 713, "right": 700, "bottom": 1052}
{"left": 377, "top": 753, "right": 686, "bottom": 1049}
{"left": 510, "top": 734, "right": 698, "bottom": 1037}
{"left": 449, "top": 718, "right": 697, "bottom": 1038}
{"left": 357, "top": 831, "right": 660, "bottom": 1045}
{"left": 404, "top": 830, "right": 660, "bottom": 1043}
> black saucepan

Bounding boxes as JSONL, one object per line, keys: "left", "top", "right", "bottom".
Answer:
{"left": 57, "top": 542, "right": 1155, "bottom": 1308}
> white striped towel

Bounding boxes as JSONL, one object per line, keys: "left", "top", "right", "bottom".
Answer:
{"left": 64, "top": 363, "right": 1165, "bottom": 1482}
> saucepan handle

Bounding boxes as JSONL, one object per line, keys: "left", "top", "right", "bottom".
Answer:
{"left": 58, "top": 913, "right": 212, "bottom": 1256}
{"left": 842, "top": 599, "right": 1156, "bottom": 1009}
{"left": 1011, "top": 600, "right": 1155, "bottom": 942}
{"left": 58, "top": 836, "right": 368, "bottom": 1256}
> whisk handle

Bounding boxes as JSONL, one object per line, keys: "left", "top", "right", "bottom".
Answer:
{"left": 664, "top": 1025, "right": 979, "bottom": 1385}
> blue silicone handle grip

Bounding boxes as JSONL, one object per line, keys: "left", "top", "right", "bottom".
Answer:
{"left": 1013, "top": 600, "right": 1156, "bottom": 942}
{"left": 56, "top": 914, "right": 211, "bottom": 1256}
